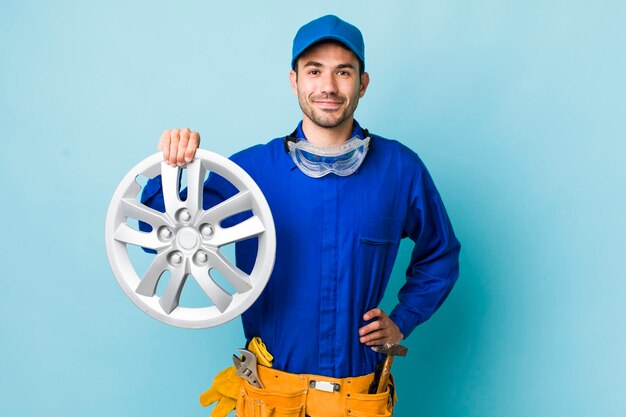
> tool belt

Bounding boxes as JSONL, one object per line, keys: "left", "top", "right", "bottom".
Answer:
{"left": 235, "top": 365, "right": 394, "bottom": 417}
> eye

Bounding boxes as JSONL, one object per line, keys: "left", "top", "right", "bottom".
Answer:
{"left": 308, "top": 69, "right": 320, "bottom": 75}
{"left": 337, "top": 70, "right": 351, "bottom": 76}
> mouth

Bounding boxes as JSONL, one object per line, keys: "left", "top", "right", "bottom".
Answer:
{"left": 313, "top": 100, "right": 343, "bottom": 110}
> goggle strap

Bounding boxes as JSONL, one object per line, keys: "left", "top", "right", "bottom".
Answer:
{"left": 283, "top": 128, "right": 370, "bottom": 154}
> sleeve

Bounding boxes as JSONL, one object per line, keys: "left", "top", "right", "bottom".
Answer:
{"left": 388, "top": 162, "right": 461, "bottom": 339}
{"left": 138, "top": 175, "right": 165, "bottom": 254}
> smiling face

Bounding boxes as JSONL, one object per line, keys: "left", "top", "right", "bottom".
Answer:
{"left": 290, "top": 41, "right": 369, "bottom": 133}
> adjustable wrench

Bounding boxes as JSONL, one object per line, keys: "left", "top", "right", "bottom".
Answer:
{"left": 232, "top": 348, "right": 264, "bottom": 388}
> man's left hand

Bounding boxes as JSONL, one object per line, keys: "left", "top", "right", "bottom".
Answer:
{"left": 359, "top": 308, "right": 404, "bottom": 346}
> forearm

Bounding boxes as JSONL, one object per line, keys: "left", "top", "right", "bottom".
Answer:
{"left": 389, "top": 241, "right": 460, "bottom": 338}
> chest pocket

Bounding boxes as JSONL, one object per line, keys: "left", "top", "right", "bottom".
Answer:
{"left": 358, "top": 216, "right": 402, "bottom": 246}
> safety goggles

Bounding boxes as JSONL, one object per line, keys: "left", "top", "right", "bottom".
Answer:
{"left": 286, "top": 135, "right": 371, "bottom": 178}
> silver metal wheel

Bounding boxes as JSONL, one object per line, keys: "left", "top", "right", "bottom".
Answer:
{"left": 105, "top": 150, "right": 276, "bottom": 329}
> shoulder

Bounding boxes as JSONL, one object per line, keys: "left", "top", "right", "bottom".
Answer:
{"left": 227, "top": 137, "right": 288, "bottom": 178}
{"left": 368, "top": 133, "right": 427, "bottom": 172}
{"left": 230, "top": 137, "right": 284, "bottom": 163}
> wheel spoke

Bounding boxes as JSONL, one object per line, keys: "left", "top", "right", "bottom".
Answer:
{"left": 160, "top": 162, "right": 181, "bottom": 215}
{"left": 136, "top": 252, "right": 169, "bottom": 296}
{"left": 206, "top": 250, "right": 252, "bottom": 294}
{"left": 185, "top": 159, "right": 206, "bottom": 215}
{"left": 210, "top": 216, "right": 265, "bottom": 247}
{"left": 120, "top": 198, "right": 173, "bottom": 228}
{"left": 113, "top": 223, "right": 169, "bottom": 250}
{"left": 197, "top": 190, "right": 253, "bottom": 226}
{"left": 159, "top": 265, "right": 187, "bottom": 314}
{"left": 189, "top": 262, "right": 233, "bottom": 313}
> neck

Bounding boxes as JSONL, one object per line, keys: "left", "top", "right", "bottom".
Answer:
{"left": 301, "top": 116, "right": 354, "bottom": 146}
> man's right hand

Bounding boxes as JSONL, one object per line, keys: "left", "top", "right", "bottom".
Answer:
{"left": 158, "top": 128, "right": 201, "bottom": 167}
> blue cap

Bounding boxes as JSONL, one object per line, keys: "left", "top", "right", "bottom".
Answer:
{"left": 291, "top": 15, "right": 365, "bottom": 71}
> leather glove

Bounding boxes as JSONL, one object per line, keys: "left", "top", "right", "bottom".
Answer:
{"left": 248, "top": 336, "right": 273, "bottom": 367}
{"left": 199, "top": 366, "right": 241, "bottom": 417}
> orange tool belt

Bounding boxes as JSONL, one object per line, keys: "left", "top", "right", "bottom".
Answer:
{"left": 235, "top": 364, "right": 395, "bottom": 417}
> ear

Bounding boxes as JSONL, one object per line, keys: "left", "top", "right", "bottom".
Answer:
{"left": 359, "top": 72, "right": 370, "bottom": 98}
{"left": 289, "top": 70, "right": 298, "bottom": 96}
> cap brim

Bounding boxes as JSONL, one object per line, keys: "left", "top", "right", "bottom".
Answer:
{"left": 291, "top": 35, "right": 364, "bottom": 69}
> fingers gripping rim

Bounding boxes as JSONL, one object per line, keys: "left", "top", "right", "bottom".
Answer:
{"left": 104, "top": 150, "right": 276, "bottom": 329}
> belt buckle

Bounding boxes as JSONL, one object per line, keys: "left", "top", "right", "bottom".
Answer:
{"left": 309, "top": 380, "right": 340, "bottom": 393}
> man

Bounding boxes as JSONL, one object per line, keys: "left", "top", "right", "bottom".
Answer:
{"left": 142, "top": 15, "right": 460, "bottom": 417}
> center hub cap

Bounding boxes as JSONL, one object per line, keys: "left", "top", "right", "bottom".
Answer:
{"left": 177, "top": 227, "right": 199, "bottom": 250}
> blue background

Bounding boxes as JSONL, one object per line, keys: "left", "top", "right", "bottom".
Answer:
{"left": 1, "top": 1, "right": 625, "bottom": 416}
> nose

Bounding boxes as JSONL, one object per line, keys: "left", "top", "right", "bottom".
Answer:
{"left": 319, "top": 72, "right": 338, "bottom": 95}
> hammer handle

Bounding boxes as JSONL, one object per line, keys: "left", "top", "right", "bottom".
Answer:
{"left": 376, "top": 355, "right": 394, "bottom": 394}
